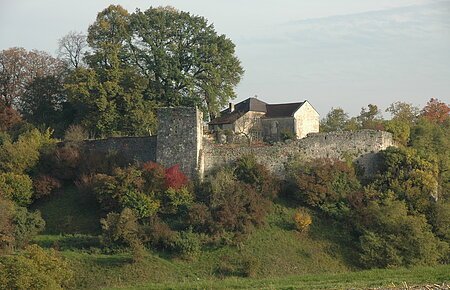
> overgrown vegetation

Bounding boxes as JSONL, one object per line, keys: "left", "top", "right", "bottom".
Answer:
{"left": 0, "top": 2, "right": 449, "bottom": 289}
{"left": 0, "top": 98, "right": 448, "bottom": 288}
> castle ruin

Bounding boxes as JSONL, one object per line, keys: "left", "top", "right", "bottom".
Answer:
{"left": 83, "top": 107, "right": 395, "bottom": 179}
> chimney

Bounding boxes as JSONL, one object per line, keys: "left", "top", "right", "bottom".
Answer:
{"left": 229, "top": 102, "right": 234, "bottom": 112}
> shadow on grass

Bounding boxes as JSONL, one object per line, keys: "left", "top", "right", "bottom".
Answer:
{"left": 31, "top": 185, "right": 103, "bottom": 235}
{"left": 308, "top": 213, "right": 361, "bottom": 269}
{"left": 273, "top": 218, "right": 296, "bottom": 231}
{"left": 34, "top": 234, "right": 101, "bottom": 251}
{"left": 93, "top": 255, "right": 133, "bottom": 267}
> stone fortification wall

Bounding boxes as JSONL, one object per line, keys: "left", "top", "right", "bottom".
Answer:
{"left": 157, "top": 107, "right": 203, "bottom": 179}
{"left": 202, "top": 130, "right": 394, "bottom": 178}
{"left": 82, "top": 136, "right": 157, "bottom": 164}
{"left": 75, "top": 108, "right": 395, "bottom": 181}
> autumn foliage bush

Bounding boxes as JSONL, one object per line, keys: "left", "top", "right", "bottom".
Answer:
{"left": 374, "top": 146, "right": 439, "bottom": 216}
{"left": 287, "top": 158, "right": 360, "bottom": 218}
{"left": 186, "top": 203, "right": 213, "bottom": 233}
{"left": 33, "top": 175, "right": 61, "bottom": 199}
{"left": 200, "top": 167, "right": 270, "bottom": 240}
{"left": 39, "top": 143, "right": 81, "bottom": 181}
{"left": 92, "top": 162, "right": 193, "bottom": 222}
{"left": 164, "top": 164, "right": 188, "bottom": 190}
{"left": 141, "top": 161, "right": 165, "bottom": 192}
{"left": 0, "top": 128, "right": 54, "bottom": 174}
{"left": 356, "top": 198, "right": 448, "bottom": 268}
{"left": 93, "top": 167, "right": 160, "bottom": 219}
{"left": 173, "top": 229, "right": 202, "bottom": 260}
{"left": 140, "top": 217, "right": 178, "bottom": 251}
{"left": 293, "top": 209, "right": 312, "bottom": 233}
{"left": 100, "top": 208, "right": 141, "bottom": 249}
{"left": 0, "top": 196, "right": 45, "bottom": 253}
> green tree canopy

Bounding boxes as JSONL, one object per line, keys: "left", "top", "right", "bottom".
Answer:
{"left": 19, "top": 76, "right": 73, "bottom": 135}
{"left": 128, "top": 6, "right": 243, "bottom": 118}
{"left": 386, "top": 101, "right": 419, "bottom": 125}
{"left": 65, "top": 5, "right": 243, "bottom": 136}
{"left": 320, "top": 107, "right": 350, "bottom": 132}
{"left": 357, "top": 104, "right": 384, "bottom": 130}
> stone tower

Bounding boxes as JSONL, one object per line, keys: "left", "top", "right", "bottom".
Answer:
{"left": 156, "top": 107, "right": 203, "bottom": 179}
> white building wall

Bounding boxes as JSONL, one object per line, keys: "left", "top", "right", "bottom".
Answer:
{"left": 293, "top": 101, "right": 320, "bottom": 138}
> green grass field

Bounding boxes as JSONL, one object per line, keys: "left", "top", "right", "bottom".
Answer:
{"left": 32, "top": 187, "right": 449, "bottom": 289}
{"left": 109, "top": 265, "right": 450, "bottom": 290}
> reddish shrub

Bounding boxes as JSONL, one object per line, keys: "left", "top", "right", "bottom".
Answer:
{"left": 211, "top": 182, "right": 269, "bottom": 235}
{"left": 291, "top": 158, "right": 360, "bottom": 207}
{"left": 165, "top": 165, "right": 188, "bottom": 190}
{"left": 33, "top": 175, "right": 61, "bottom": 199}
{"left": 141, "top": 161, "right": 166, "bottom": 192}
{"left": 39, "top": 144, "right": 81, "bottom": 180}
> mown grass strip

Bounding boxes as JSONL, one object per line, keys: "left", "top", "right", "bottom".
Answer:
{"left": 108, "top": 264, "right": 450, "bottom": 290}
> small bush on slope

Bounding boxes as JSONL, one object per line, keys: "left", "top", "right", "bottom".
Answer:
{"left": 0, "top": 244, "right": 73, "bottom": 290}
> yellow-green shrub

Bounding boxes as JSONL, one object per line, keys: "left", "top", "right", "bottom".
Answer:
{"left": 0, "top": 244, "right": 73, "bottom": 290}
{"left": 293, "top": 209, "right": 312, "bottom": 233}
{"left": 0, "top": 128, "right": 54, "bottom": 174}
{"left": 0, "top": 173, "right": 33, "bottom": 206}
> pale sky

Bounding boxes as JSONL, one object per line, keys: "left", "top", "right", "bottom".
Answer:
{"left": 0, "top": 0, "right": 449, "bottom": 116}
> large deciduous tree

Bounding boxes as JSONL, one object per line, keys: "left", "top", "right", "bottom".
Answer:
{"left": 19, "top": 75, "right": 73, "bottom": 134}
{"left": 57, "top": 31, "right": 88, "bottom": 69}
{"left": 0, "top": 48, "right": 66, "bottom": 107}
{"left": 421, "top": 98, "right": 449, "bottom": 124}
{"left": 66, "top": 5, "right": 243, "bottom": 136}
{"left": 65, "top": 5, "right": 156, "bottom": 137}
{"left": 386, "top": 101, "right": 419, "bottom": 125}
{"left": 384, "top": 101, "right": 420, "bottom": 145}
{"left": 128, "top": 6, "right": 244, "bottom": 118}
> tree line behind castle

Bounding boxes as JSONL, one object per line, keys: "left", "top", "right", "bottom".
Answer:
{"left": 0, "top": 4, "right": 450, "bottom": 288}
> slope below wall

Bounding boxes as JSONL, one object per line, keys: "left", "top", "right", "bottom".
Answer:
{"left": 202, "top": 130, "right": 394, "bottom": 178}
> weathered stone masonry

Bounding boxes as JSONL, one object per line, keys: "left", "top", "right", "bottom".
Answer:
{"left": 156, "top": 107, "right": 203, "bottom": 179}
{"left": 82, "top": 136, "right": 157, "bottom": 164}
{"left": 202, "top": 130, "right": 394, "bottom": 178}
{"left": 81, "top": 107, "right": 394, "bottom": 179}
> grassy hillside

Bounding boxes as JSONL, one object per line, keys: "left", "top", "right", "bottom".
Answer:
{"left": 31, "top": 187, "right": 449, "bottom": 289}
{"left": 32, "top": 186, "right": 361, "bottom": 289}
